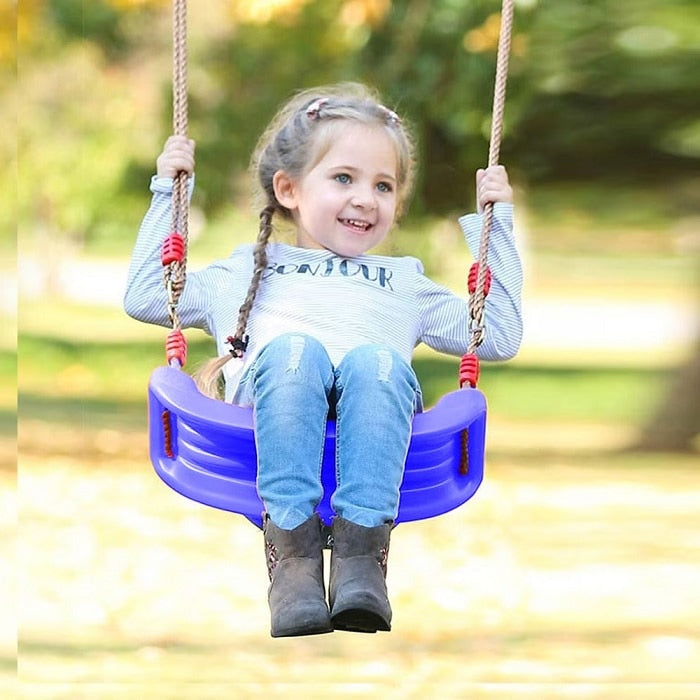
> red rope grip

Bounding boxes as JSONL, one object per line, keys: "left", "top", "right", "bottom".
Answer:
{"left": 459, "top": 429, "right": 469, "bottom": 476}
{"left": 165, "top": 329, "right": 187, "bottom": 367}
{"left": 162, "top": 409, "right": 174, "bottom": 458}
{"left": 459, "top": 353, "right": 480, "bottom": 388}
{"left": 161, "top": 231, "right": 185, "bottom": 266}
{"left": 468, "top": 262, "right": 492, "bottom": 296}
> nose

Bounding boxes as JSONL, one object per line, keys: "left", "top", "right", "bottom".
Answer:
{"left": 350, "top": 184, "right": 377, "bottom": 210}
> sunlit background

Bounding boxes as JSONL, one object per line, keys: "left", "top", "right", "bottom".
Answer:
{"left": 8, "top": 1, "right": 700, "bottom": 698}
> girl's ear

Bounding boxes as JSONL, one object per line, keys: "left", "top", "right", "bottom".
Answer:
{"left": 272, "top": 170, "right": 298, "bottom": 211}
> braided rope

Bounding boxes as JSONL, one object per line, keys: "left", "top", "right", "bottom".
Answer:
{"left": 164, "top": 0, "right": 189, "bottom": 335}
{"left": 468, "top": 0, "right": 514, "bottom": 354}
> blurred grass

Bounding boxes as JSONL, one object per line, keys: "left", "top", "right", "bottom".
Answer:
{"left": 17, "top": 326, "right": 671, "bottom": 432}
{"left": 0, "top": 348, "right": 16, "bottom": 431}
{"left": 524, "top": 183, "right": 687, "bottom": 242}
{"left": 0, "top": 342, "right": 16, "bottom": 474}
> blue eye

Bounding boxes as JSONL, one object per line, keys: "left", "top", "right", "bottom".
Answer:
{"left": 335, "top": 173, "right": 351, "bottom": 184}
{"left": 377, "top": 182, "right": 393, "bottom": 193}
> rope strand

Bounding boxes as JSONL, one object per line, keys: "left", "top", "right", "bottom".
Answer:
{"left": 468, "top": 0, "right": 514, "bottom": 354}
{"left": 165, "top": 0, "right": 189, "bottom": 342}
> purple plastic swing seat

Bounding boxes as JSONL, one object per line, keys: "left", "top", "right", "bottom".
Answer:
{"left": 148, "top": 365, "right": 487, "bottom": 528}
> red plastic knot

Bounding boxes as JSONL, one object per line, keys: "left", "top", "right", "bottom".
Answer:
{"left": 165, "top": 329, "right": 187, "bottom": 367}
{"left": 459, "top": 352, "right": 480, "bottom": 388}
{"left": 468, "top": 262, "right": 492, "bottom": 296}
{"left": 161, "top": 231, "right": 185, "bottom": 266}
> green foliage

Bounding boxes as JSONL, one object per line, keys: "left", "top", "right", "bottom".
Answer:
{"left": 48, "top": 0, "right": 126, "bottom": 54}
{"left": 18, "top": 15, "right": 164, "bottom": 251}
{"left": 45, "top": 0, "right": 167, "bottom": 59}
{"left": 510, "top": 0, "right": 700, "bottom": 181}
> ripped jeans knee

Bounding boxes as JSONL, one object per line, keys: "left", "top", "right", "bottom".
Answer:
{"left": 240, "top": 336, "right": 420, "bottom": 529}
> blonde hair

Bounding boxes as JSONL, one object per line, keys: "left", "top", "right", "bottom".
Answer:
{"left": 195, "top": 82, "right": 416, "bottom": 398}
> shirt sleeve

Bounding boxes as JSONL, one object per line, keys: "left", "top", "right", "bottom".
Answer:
{"left": 417, "top": 202, "right": 523, "bottom": 361}
{"left": 123, "top": 175, "right": 219, "bottom": 335}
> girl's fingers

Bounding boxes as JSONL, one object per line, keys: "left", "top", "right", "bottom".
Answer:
{"left": 159, "top": 135, "right": 195, "bottom": 174}
{"left": 164, "top": 135, "right": 195, "bottom": 154}
{"left": 476, "top": 165, "right": 511, "bottom": 210}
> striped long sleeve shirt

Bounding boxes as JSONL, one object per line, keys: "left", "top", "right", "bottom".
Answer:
{"left": 124, "top": 176, "right": 523, "bottom": 404}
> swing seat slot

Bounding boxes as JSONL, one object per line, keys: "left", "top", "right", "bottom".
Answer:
{"left": 148, "top": 365, "right": 487, "bottom": 527}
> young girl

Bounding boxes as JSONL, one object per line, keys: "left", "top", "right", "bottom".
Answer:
{"left": 125, "top": 83, "right": 523, "bottom": 638}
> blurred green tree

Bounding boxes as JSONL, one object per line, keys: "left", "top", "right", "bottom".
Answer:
{"left": 509, "top": 0, "right": 700, "bottom": 183}
{"left": 43, "top": 0, "right": 170, "bottom": 58}
{"left": 17, "top": 0, "right": 170, "bottom": 253}
{"left": 17, "top": 0, "right": 700, "bottom": 238}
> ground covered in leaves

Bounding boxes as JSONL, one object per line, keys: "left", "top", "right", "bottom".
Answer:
{"left": 11, "top": 420, "right": 700, "bottom": 699}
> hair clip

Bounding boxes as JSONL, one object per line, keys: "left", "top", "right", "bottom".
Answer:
{"left": 306, "top": 98, "right": 328, "bottom": 120}
{"left": 226, "top": 334, "right": 249, "bottom": 358}
{"left": 379, "top": 105, "right": 401, "bottom": 126}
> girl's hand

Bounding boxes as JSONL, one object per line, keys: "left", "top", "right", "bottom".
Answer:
{"left": 156, "top": 135, "right": 196, "bottom": 178}
{"left": 476, "top": 165, "right": 513, "bottom": 213}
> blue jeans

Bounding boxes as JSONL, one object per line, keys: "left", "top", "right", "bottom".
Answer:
{"left": 238, "top": 333, "right": 420, "bottom": 529}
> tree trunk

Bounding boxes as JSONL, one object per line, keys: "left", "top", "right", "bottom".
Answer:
{"left": 633, "top": 338, "right": 700, "bottom": 453}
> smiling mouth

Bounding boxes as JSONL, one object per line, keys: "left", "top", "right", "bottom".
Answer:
{"left": 340, "top": 218, "right": 373, "bottom": 232}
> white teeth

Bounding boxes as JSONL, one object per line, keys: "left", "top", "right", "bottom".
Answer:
{"left": 344, "top": 219, "right": 370, "bottom": 229}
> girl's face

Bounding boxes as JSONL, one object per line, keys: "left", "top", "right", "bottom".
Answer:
{"left": 274, "top": 122, "right": 399, "bottom": 258}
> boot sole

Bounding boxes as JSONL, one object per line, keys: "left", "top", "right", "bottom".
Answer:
{"left": 271, "top": 619, "right": 333, "bottom": 637}
{"left": 331, "top": 608, "right": 391, "bottom": 633}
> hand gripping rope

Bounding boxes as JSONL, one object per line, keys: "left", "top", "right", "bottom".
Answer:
{"left": 460, "top": 0, "right": 514, "bottom": 390}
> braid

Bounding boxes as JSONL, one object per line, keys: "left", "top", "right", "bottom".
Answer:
{"left": 231, "top": 205, "right": 274, "bottom": 355}
{"left": 194, "top": 205, "right": 274, "bottom": 398}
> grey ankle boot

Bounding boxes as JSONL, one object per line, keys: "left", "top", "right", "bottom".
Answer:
{"left": 264, "top": 514, "right": 333, "bottom": 638}
{"left": 329, "top": 517, "right": 393, "bottom": 633}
